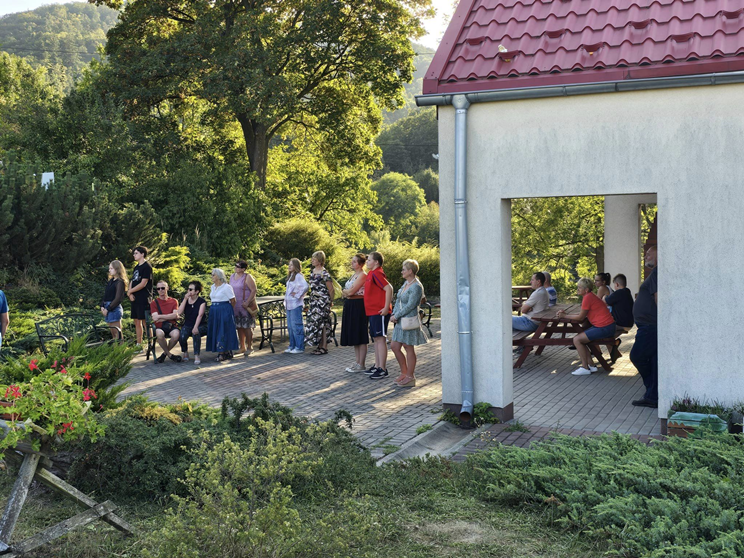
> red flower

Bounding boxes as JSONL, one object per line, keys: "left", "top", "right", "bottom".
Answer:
{"left": 83, "top": 388, "right": 97, "bottom": 401}
{"left": 83, "top": 372, "right": 91, "bottom": 381}
{"left": 58, "top": 421, "right": 74, "bottom": 435}
{"left": 59, "top": 367, "right": 67, "bottom": 375}
{"left": 4, "top": 385, "right": 22, "bottom": 399}
{"left": 29, "top": 359, "right": 39, "bottom": 372}
{"left": 52, "top": 360, "right": 58, "bottom": 369}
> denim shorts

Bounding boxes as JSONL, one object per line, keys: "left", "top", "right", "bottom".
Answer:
{"left": 103, "top": 301, "right": 123, "bottom": 323}
{"left": 585, "top": 322, "right": 616, "bottom": 341}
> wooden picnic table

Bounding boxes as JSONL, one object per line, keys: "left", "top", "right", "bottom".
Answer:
{"left": 512, "top": 285, "right": 532, "bottom": 304}
{"left": 512, "top": 303, "right": 617, "bottom": 371}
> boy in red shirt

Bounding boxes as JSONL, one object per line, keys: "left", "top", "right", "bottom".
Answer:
{"left": 150, "top": 280, "right": 182, "bottom": 363}
{"left": 556, "top": 277, "right": 615, "bottom": 376}
{"left": 363, "top": 252, "right": 393, "bottom": 380}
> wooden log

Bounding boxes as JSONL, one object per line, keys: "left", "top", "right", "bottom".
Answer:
{"left": 4, "top": 501, "right": 117, "bottom": 557}
{"left": 2, "top": 450, "right": 134, "bottom": 535}
{"left": 33, "top": 468, "right": 134, "bottom": 534}
{"left": 0, "top": 453, "right": 41, "bottom": 550}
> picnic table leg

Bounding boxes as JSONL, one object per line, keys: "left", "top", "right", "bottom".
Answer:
{"left": 534, "top": 320, "right": 557, "bottom": 356}
{"left": 513, "top": 321, "right": 548, "bottom": 369}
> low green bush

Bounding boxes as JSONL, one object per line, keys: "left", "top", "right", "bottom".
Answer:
{"left": 475, "top": 431, "right": 744, "bottom": 557}
{"left": 70, "top": 393, "right": 371, "bottom": 504}
{"left": 68, "top": 396, "right": 222, "bottom": 502}
{"left": 5, "top": 286, "right": 62, "bottom": 311}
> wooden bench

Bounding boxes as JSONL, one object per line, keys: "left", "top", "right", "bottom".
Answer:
{"left": 511, "top": 304, "right": 623, "bottom": 371}
{"left": 256, "top": 297, "right": 338, "bottom": 353}
{"left": 35, "top": 314, "right": 122, "bottom": 356}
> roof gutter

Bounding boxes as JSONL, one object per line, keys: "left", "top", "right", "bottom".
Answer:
{"left": 415, "top": 70, "right": 744, "bottom": 107}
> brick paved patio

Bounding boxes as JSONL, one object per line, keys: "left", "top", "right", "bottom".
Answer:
{"left": 121, "top": 321, "right": 659, "bottom": 458}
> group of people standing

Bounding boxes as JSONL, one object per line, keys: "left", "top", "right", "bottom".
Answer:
{"left": 100, "top": 246, "right": 258, "bottom": 364}
{"left": 287, "top": 250, "right": 428, "bottom": 387}
{"left": 511, "top": 245, "right": 658, "bottom": 407}
{"left": 100, "top": 246, "right": 429, "bottom": 387}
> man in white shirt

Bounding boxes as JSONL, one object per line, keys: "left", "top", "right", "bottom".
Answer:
{"left": 512, "top": 272, "right": 549, "bottom": 332}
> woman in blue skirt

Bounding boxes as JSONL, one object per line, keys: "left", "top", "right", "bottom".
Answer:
{"left": 207, "top": 268, "right": 240, "bottom": 362}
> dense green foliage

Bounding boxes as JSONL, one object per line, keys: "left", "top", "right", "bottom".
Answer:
{"left": 377, "top": 108, "right": 438, "bottom": 176}
{"left": 476, "top": 431, "right": 744, "bottom": 557}
{"left": 0, "top": 2, "right": 118, "bottom": 91}
{"left": 372, "top": 172, "right": 427, "bottom": 239}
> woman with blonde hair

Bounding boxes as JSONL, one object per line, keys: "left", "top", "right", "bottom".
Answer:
{"left": 284, "top": 258, "right": 309, "bottom": 353}
{"left": 557, "top": 277, "right": 616, "bottom": 376}
{"left": 306, "top": 251, "right": 334, "bottom": 355}
{"left": 389, "top": 259, "right": 427, "bottom": 387}
{"left": 206, "top": 268, "right": 240, "bottom": 362}
{"left": 100, "top": 260, "right": 128, "bottom": 340}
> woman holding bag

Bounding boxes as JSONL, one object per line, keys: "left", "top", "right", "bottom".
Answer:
{"left": 230, "top": 260, "right": 258, "bottom": 356}
{"left": 390, "top": 259, "right": 427, "bottom": 387}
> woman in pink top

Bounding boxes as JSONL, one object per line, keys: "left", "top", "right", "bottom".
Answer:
{"left": 557, "top": 278, "right": 615, "bottom": 376}
{"left": 229, "top": 260, "right": 258, "bottom": 356}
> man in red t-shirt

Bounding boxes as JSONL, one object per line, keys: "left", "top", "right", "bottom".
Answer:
{"left": 556, "top": 277, "right": 615, "bottom": 376}
{"left": 363, "top": 252, "right": 393, "bottom": 380}
{"left": 150, "top": 280, "right": 182, "bottom": 363}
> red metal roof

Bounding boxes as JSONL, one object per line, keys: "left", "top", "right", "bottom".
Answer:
{"left": 423, "top": 0, "right": 744, "bottom": 95}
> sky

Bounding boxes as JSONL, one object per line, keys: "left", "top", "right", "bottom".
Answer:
{"left": 0, "top": 0, "right": 454, "bottom": 50}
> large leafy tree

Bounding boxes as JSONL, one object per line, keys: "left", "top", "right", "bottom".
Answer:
{"left": 92, "top": 0, "right": 431, "bottom": 188}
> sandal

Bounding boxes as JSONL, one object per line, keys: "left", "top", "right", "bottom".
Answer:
{"left": 311, "top": 348, "right": 328, "bottom": 355}
{"left": 216, "top": 353, "right": 229, "bottom": 362}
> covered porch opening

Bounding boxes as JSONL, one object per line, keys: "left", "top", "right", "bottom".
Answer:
{"left": 509, "top": 194, "right": 659, "bottom": 435}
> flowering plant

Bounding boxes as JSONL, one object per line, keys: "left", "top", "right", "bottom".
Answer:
{"left": 0, "top": 358, "right": 105, "bottom": 452}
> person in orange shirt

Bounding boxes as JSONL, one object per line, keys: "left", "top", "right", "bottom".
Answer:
{"left": 557, "top": 278, "right": 615, "bottom": 376}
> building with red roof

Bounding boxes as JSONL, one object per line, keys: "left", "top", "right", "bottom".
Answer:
{"left": 420, "top": 0, "right": 744, "bottom": 432}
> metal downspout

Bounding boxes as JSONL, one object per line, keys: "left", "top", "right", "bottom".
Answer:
{"left": 453, "top": 95, "right": 474, "bottom": 424}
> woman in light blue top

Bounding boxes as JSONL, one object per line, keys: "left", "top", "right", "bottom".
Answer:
{"left": 390, "top": 259, "right": 427, "bottom": 387}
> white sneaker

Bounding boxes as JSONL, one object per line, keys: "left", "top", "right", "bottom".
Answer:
{"left": 194, "top": 357, "right": 201, "bottom": 365}
{"left": 588, "top": 365, "right": 598, "bottom": 372}
{"left": 289, "top": 348, "right": 304, "bottom": 354}
{"left": 283, "top": 348, "right": 293, "bottom": 354}
{"left": 571, "top": 367, "right": 592, "bottom": 376}
{"left": 345, "top": 363, "right": 365, "bottom": 372}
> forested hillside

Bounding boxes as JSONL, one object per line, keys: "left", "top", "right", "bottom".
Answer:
{"left": 0, "top": 2, "right": 118, "bottom": 90}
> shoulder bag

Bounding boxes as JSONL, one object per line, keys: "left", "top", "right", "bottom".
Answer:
{"left": 399, "top": 280, "right": 423, "bottom": 330}
{"left": 241, "top": 274, "right": 259, "bottom": 317}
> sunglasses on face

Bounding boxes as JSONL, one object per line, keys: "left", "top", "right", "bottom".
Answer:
{"left": 188, "top": 287, "right": 196, "bottom": 291}
{"left": 157, "top": 287, "right": 167, "bottom": 291}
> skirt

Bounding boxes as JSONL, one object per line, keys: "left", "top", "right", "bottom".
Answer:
{"left": 234, "top": 313, "right": 255, "bottom": 329}
{"left": 391, "top": 316, "right": 428, "bottom": 346}
{"left": 340, "top": 298, "right": 369, "bottom": 346}
{"left": 206, "top": 302, "right": 240, "bottom": 353}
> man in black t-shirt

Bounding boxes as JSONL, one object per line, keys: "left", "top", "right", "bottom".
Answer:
{"left": 603, "top": 273, "right": 635, "bottom": 364}
{"left": 630, "top": 246, "right": 658, "bottom": 408}
{"left": 127, "top": 246, "right": 153, "bottom": 347}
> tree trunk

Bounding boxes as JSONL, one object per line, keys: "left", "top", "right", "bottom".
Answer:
{"left": 237, "top": 114, "right": 269, "bottom": 189}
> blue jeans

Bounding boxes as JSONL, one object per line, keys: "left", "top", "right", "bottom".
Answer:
{"left": 512, "top": 316, "right": 538, "bottom": 332}
{"left": 180, "top": 324, "right": 208, "bottom": 355}
{"left": 287, "top": 307, "right": 305, "bottom": 350}
{"left": 630, "top": 323, "right": 658, "bottom": 402}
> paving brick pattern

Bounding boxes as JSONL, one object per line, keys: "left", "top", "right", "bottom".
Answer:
{"left": 120, "top": 322, "right": 444, "bottom": 458}
{"left": 121, "top": 322, "right": 659, "bottom": 459}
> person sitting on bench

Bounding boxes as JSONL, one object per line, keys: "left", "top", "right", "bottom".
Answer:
{"left": 603, "top": 273, "right": 634, "bottom": 363}
{"left": 556, "top": 277, "right": 615, "bottom": 376}
{"left": 512, "top": 272, "right": 549, "bottom": 332}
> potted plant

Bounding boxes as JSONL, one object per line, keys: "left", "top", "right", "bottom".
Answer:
{"left": 0, "top": 358, "right": 105, "bottom": 453}
{"left": 668, "top": 396, "right": 743, "bottom": 436}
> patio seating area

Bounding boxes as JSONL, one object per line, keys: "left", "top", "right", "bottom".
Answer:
{"left": 120, "top": 315, "right": 659, "bottom": 460}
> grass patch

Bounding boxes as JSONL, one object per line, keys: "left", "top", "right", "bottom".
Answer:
{"left": 416, "top": 424, "right": 433, "bottom": 435}
{"left": 503, "top": 420, "right": 530, "bottom": 433}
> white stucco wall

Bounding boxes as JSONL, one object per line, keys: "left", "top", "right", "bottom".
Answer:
{"left": 438, "top": 83, "right": 744, "bottom": 417}
{"left": 604, "top": 194, "right": 657, "bottom": 297}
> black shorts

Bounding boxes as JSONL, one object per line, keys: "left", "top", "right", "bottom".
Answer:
{"left": 131, "top": 301, "right": 149, "bottom": 320}
{"left": 368, "top": 314, "right": 391, "bottom": 338}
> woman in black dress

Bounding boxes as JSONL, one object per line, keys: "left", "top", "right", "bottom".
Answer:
{"left": 340, "top": 253, "right": 369, "bottom": 372}
{"left": 178, "top": 280, "right": 208, "bottom": 365}
{"left": 100, "top": 260, "right": 127, "bottom": 340}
